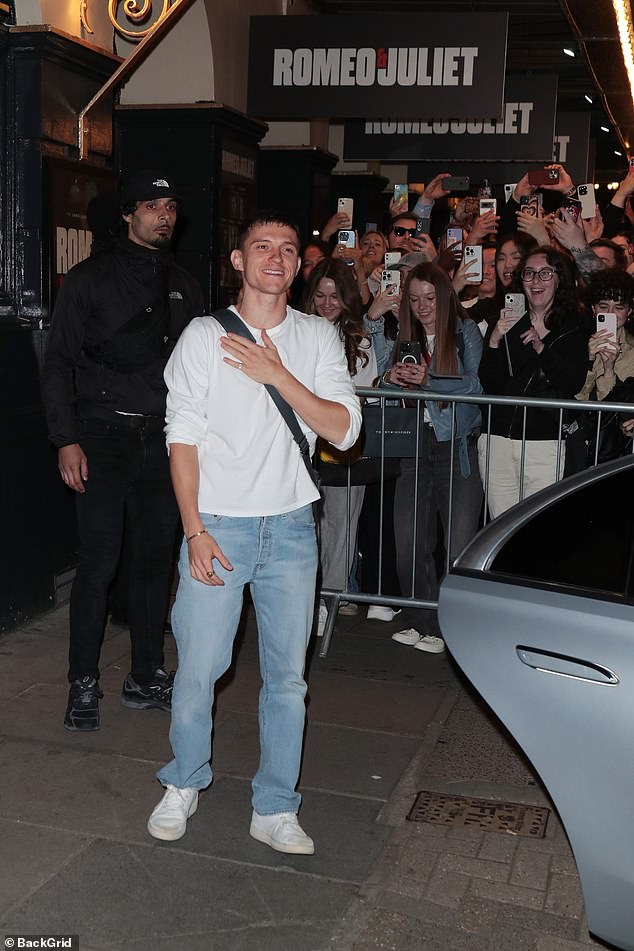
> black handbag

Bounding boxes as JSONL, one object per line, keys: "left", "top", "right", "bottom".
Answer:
{"left": 361, "top": 403, "right": 427, "bottom": 458}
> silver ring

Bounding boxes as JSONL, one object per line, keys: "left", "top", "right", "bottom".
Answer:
{"left": 237, "top": 362, "right": 243, "bottom": 370}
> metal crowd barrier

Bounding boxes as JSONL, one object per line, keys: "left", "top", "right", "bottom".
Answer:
{"left": 317, "top": 386, "right": 634, "bottom": 656}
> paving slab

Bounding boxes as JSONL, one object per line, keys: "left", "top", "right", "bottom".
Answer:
{"left": 212, "top": 710, "right": 422, "bottom": 798}
{"left": 0, "top": 838, "right": 358, "bottom": 951}
{"left": 0, "top": 819, "right": 91, "bottom": 916}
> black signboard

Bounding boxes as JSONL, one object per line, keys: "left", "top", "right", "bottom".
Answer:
{"left": 344, "top": 75, "right": 557, "bottom": 163}
{"left": 406, "top": 111, "right": 593, "bottom": 192}
{"left": 248, "top": 14, "right": 508, "bottom": 120}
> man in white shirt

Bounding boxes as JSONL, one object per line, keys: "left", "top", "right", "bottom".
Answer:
{"left": 147, "top": 212, "right": 362, "bottom": 853}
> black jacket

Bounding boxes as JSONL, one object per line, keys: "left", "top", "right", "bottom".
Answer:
{"left": 42, "top": 235, "right": 204, "bottom": 447}
{"left": 479, "top": 312, "right": 590, "bottom": 439}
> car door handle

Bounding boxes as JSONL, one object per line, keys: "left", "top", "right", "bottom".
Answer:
{"left": 517, "top": 647, "right": 619, "bottom": 685}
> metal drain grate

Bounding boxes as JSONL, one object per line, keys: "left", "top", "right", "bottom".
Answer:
{"left": 407, "top": 790, "right": 550, "bottom": 838}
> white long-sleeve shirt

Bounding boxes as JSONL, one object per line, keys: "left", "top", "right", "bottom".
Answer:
{"left": 164, "top": 306, "right": 362, "bottom": 517}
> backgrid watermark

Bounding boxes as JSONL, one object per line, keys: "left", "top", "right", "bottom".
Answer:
{"left": 4, "top": 938, "right": 79, "bottom": 949}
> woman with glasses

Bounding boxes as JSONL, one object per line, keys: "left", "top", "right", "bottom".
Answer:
{"left": 478, "top": 246, "right": 589, "bottom": 518}
{"left": 382, "top": 263, "right": 484, "bottom": 654}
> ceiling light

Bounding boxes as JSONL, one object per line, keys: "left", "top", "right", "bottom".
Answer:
{"left": 615, "top": 150, "right": 623, "bottom": 156}
{"left": 601, "top": 126, "right": 610, "bottom": 132}
{"left": 613, "top": 0, "right": 634, "bottom": 109}
{"left": 584, "top": 94, "right": 593, "bottom": 104}
{"left": 563, "top": 47, "right": 575, "bottom": 57}
{"left": 594, "top": 183, "right": 600, "bottom": 190}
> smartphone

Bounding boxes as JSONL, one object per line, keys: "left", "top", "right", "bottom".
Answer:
{"left": 398, "top": 341, "right": 422, "bottom": 365}
{"left": 560, "top": 197, "right": 582, "bottom": 224}
{"left": 479, "top": 198, "right": 497, "bottom": 217}
{"left": 384, "top": 251, "right": 401, "bottom": 268}
{"left": 443, "top": 176, "right": 470, "bottom": 193}
{"left": 337, "top": 230, "right": 356, "bottom": 248}
{"left": 463, "top": 244, "right": 482, "bottom": 282}
{"left": 393, "top": 184, "right": 408, "bottom": 210}
{"left": 505, "top": 293, "right": 526, "bottom": 318}
{"left": 446, "top": 227, "right": 463, "bottom": 252}
{"left": 577, "top": 183, "right": 596, "bottom": 219}
{"left": 630, "top": 157, "right": 634, "bottom": 169}
{"left": 520, "top": 194, "right": 543, "bottom": 216}
{"left": 504, "top": 183, "right": 518, "bottom": 203}
{"left": 596, "top": 312, "right": 618, "bottom": 344}
{"left": 381, "top": 269, "right": 401, "bottom": 295}
{"left": 527, "top": 168, "right": 560, "bottom": 186}
{"left": 415, "top": 217, "right": 431, "bottom": 236}
{"left": 337, "top": 197, "right": 353, "bottom": 226}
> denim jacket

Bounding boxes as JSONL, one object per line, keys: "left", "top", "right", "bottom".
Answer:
{"left": 377, "top": 317, "right": 483, "bottom": 477}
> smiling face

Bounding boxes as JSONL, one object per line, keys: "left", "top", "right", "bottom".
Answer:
{"left": 231, "top": 223, "right": 300, "bottom": 296}
{"left": 389, "top": 216, "right": 417, "bottom": 251}
{"left": 521, "top": 253, "right": 559, "bottom": 314}
{"left": 123, "top": 197, "right": 177, "bottom": 249}
{"left": 496, "top": 239, "right": 523, "bottom": 287}
{"left": 312, "top": 277, "right": 343, "bottom": 324}
{"left": 360, "top": 230, "right": 387, "bottom": 265}
{"left": 408, "top": 278, "right": 437, "bottom": 333}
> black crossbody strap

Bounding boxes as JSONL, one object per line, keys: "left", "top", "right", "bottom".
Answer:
{"left": 212, "top": 308, "right": 320, "bottom": 489}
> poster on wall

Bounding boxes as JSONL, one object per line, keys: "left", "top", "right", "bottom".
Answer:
{"left": 46, "top": 158, "right": 116, "bottom": 318}
{"left": 248, "top": 13, "right": 508, "bottom": 120}
{"left": 343, "top": 75, "right": 558, "bottom": 163}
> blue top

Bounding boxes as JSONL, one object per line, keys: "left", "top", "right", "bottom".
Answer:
{"left": 372, "top": 316, "right": 483, "bottom": 477}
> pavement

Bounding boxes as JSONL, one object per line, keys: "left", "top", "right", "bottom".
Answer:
{"left": 0, "top": 600, "right": 611, "bottom": 951}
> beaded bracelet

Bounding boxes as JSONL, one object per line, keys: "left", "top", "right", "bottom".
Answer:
{"left": 186, "top": 529, "right": 208, "bottom": 542}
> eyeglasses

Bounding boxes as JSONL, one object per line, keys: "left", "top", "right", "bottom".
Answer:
{"left": 522, "top": 267, "right": 556, "bottom": 283}
{"left": 392, "top": 226, "right": 417, "bottom": 238}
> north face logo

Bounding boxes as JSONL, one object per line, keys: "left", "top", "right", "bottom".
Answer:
{"left": 152, "top": 179, "right": 170, "bottom": 188}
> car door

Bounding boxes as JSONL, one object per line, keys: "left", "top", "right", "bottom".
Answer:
{"left": 438, "top": 456, "right": 634, "bottom": 951}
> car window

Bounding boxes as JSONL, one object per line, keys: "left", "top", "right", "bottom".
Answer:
{"left": 490, "top": 469, "right": 634, "bottom": 600}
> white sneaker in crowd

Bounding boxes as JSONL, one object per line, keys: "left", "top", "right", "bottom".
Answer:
{"left": 250, "top": 810, "right": 315, "bottom": 855}
{"left": 392, "top": 628, "right": 445, "bottom": 653}
{"left": 367, "top": 605, "right": 402, "bottom": 622}
{"left": 147, "top": 784, "right": 198, "bottom": 841}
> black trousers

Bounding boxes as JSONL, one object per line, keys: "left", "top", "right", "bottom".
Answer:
{"left": 68, "top": 415, "right": 179, "bottom": 684}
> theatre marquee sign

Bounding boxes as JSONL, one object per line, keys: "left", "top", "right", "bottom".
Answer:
{"left": 247, "top": 14, "right": 508, "bottom": 119}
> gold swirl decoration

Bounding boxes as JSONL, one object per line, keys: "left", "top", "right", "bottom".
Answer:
{"left": 79, "top": 0, "right": 93, "bottom": 33}
{"left": 108, "top": 0, "right": 174, "bottom": 40}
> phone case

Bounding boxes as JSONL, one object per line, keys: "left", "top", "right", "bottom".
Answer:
{"left": 446, "top": 228, "right": 463, "bottom": 247}
{"left": 444, "top": 176, "right": 470, "bottom": 192}
{"left": 393, "top": 185, "right": 408, "bottom": 208}
{"left": 464, "top": 245, "right": 482, "bottom": 282}
{"left": 596, "top": 313, "right": 618, "bottom": 342}
{"left": 528, "top": 169, "right": 559, "bottom": 186}
{"left": 337, "top": 230, "right": 356, "bottom": 248}
{"left": 505, "top": 293, "right": 525, "bottom": 318}
{"left": 381, "top": 269, "right": 401, "bottom": 294}
{"left": 577, "top": 184, "right": 596, "bottom": 220}
{"left": 479, "top": 198, "right": 497, "bottom": 216}
{"left": 384, "top": 252, "right": 401, "bottom": 268}
{"left": 337, "top": 197, "right": 353, "bottom": 225}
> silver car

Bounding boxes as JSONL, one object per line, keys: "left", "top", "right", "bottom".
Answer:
{"left": 438, "top": 456, "right": 634, "bottom": 951}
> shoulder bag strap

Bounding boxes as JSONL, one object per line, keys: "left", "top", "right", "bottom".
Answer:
{"left": 212, "top": 308, "right": 320, "bottom": 489}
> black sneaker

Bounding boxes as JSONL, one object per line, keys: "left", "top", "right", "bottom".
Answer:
{"left": 64, "top": 676, "right": 103, "bottom": 732}
{"left": 121, "top": 671, "right": 173, "bottom": 711}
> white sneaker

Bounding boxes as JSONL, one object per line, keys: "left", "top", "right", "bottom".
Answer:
{"left": 414, "top": 635, "right": 445, "bottom": 653}
{"left": 367, "top": 605, "right": 402, "bottom": 622}
{"left": 250, "top": 810, "right": 315, "bottom": 855}
{"left": 316, "top": 602, "right": 328, "bottom": 637}
{"left": 392, "top": 628, "right": 446, "bottom": 653}
{"left": 147, "top": 784, "right": 198, "bottom": 841}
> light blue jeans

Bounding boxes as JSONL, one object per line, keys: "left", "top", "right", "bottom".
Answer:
{"left": 157, "top": 504, "right": 318, "bottom": 815}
